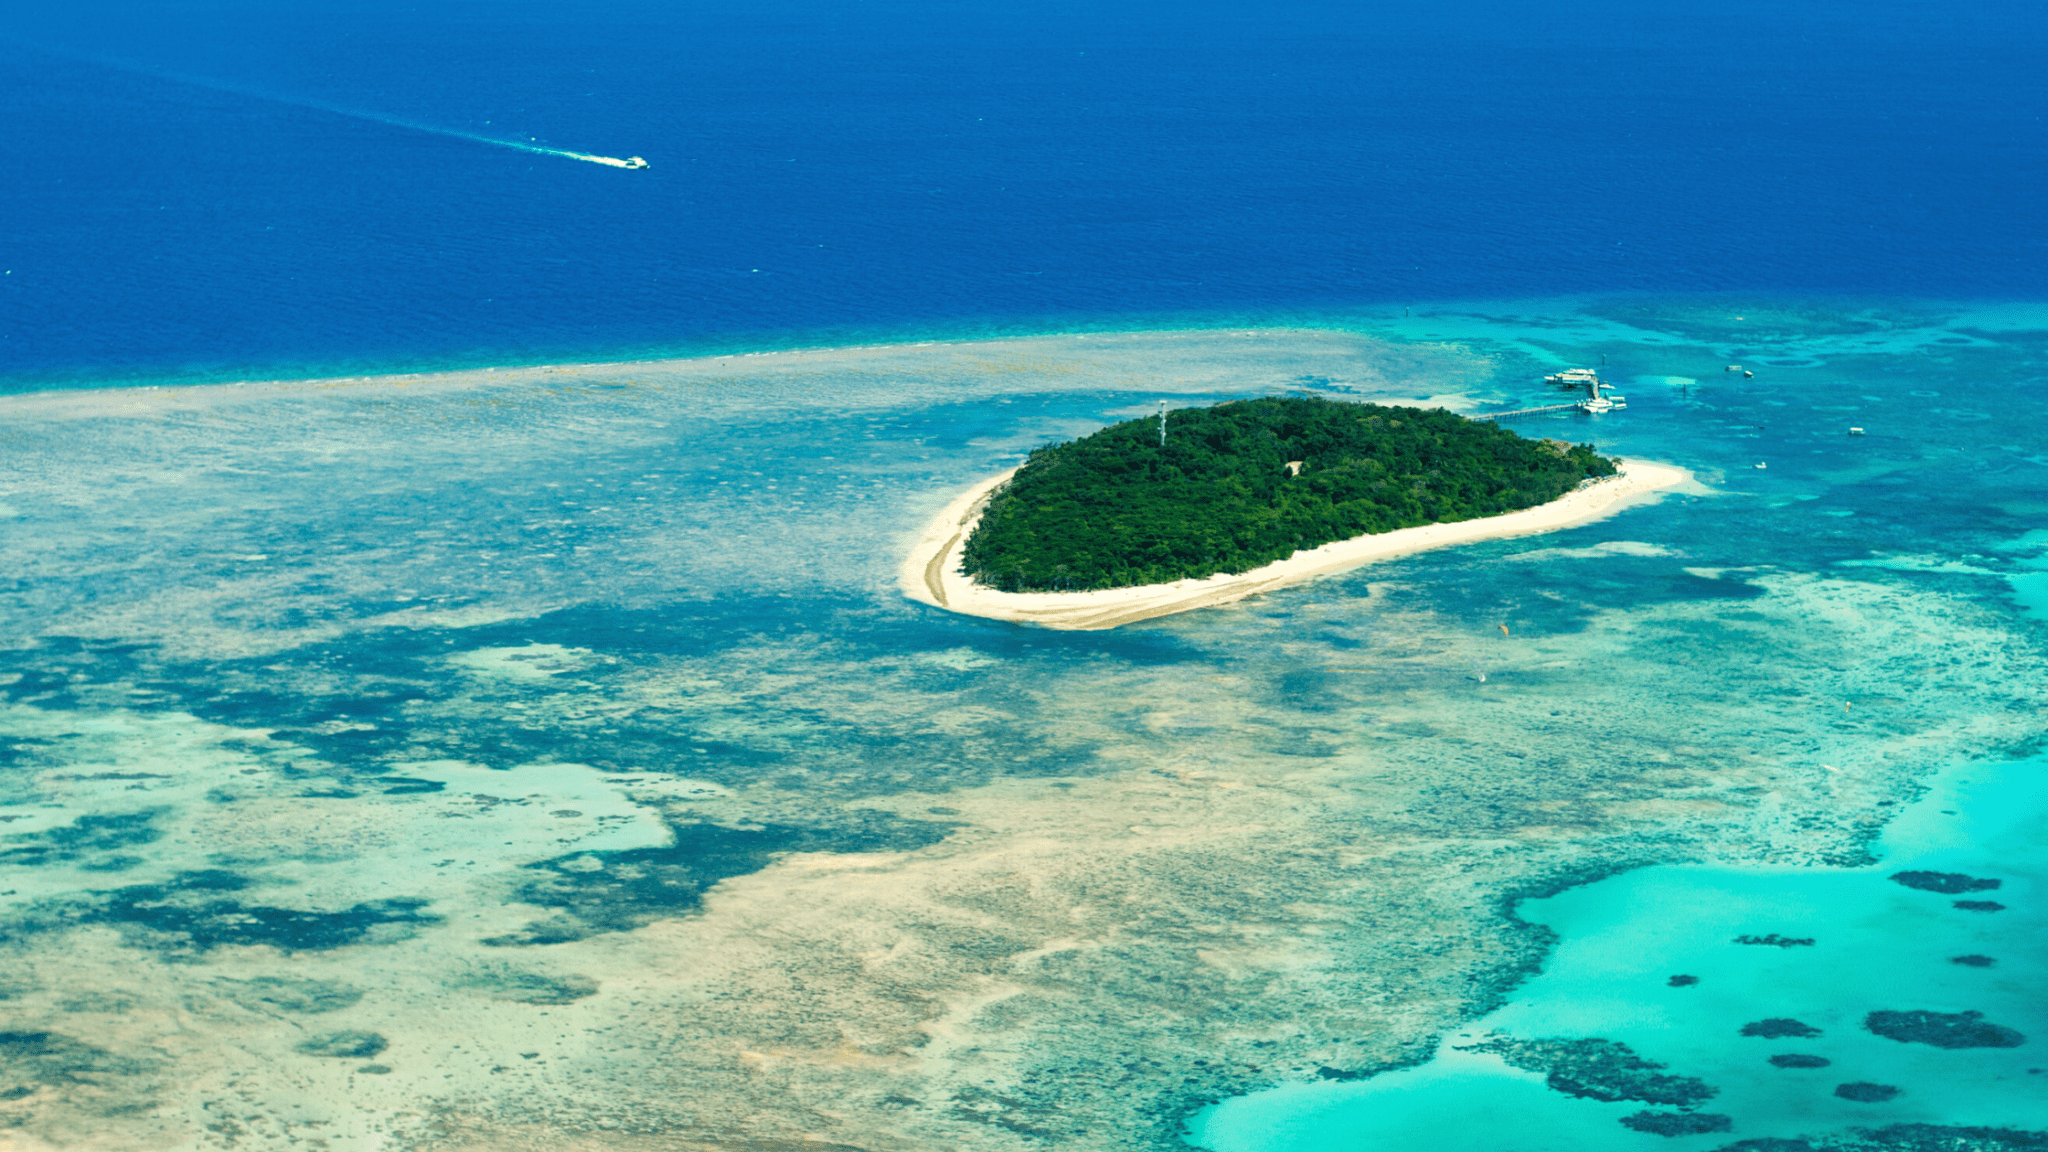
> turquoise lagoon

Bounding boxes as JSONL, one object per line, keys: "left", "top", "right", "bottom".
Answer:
{"left": 1187, "top": 752, "right": 2048, "bottom": 1150}
{"left": 0, "top": 297, "right": 2044, "bottom": 1151}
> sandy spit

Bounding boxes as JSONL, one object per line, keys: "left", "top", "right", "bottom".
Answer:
{"left": 901, "top": 460, "right": 1693, "bottom": 630}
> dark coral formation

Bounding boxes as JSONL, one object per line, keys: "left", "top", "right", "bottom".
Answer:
{"left": 1668, "top": 974, "right": 1701, "bottom": 987}
{"left": 1865, "top": 1010, "right": 2025, "bottom": 1049}
{"left": 1953, "top": 900, "right": 2007, "bottom": 913}
{"left": 0, "top": 1031, "right": 154, "bottom": 1098}
{"left": 1460, "top": 1036, "right": 1716, "bottom": 1108}
{"left": 458, "top": 966, "right": 599, "bottom": 1005}
{"left": 218, "top": 976, "right": 363, "bottom": 1014}
{"left": 1835, "top": 1082, "right": 1902, "bottom": 1102}
{"left": 1623, "top": 1111, "right": 1734, "bottom": 1136}
{"left": 294, "top": 1031, "right": 388, "bottom": 1059}
{"left": 1741, "top": 1018, "right": 1823, "bottom": 1039}
{"left": 0, "top": 811, "right": 163, "bottom": 869}
{"left": 1890, "top": 871, "right": 2002, "bottom": 895}
{"left": 485, "top": 814, "right": 951, "bottom": 946}
{"left": 1950, "top": 955, "right": 1997, "bottom": 967}
{"left": 1, "top": 868, "right": 443, "bottom": 955}
{"left": 1715, "top": 1126, "right": 2048, "bottom": 1152}
{"left": 1768, "top": 1054, "right": 1831, "bottom": 1069}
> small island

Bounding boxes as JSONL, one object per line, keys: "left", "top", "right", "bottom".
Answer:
{"left": 903, "top": 395, "right": 1689, "bottom": 630}
{"left": 964, "top": 397, "right": 1617, "bottom": 591}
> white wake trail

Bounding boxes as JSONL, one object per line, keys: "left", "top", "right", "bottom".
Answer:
{"left": 535, "top": 149, "right": 650, "bottom": 169}
{"left": 436, "top": 130, "right": 649, "bottom": 168}
{"left": 21, "top": 42, "right": 648, "bottom": 170}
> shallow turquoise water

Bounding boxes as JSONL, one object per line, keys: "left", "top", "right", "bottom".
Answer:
{"left": 1183, "top": 301, "right": 2048, "bottom": 1148}
{"left": 1, "top": 298, "right": 2043, "bottom": 1149}
{"left": 1187, "top": 751, "right": 2048, "bottom": 1149}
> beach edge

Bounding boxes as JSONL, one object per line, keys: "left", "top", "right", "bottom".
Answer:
{"left": 900, "top": 459, "right": 1695, "bottom": 630}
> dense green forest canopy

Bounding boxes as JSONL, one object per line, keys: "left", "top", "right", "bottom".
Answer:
{"left": 961, "top": 396, "right": 1618, "bottom": 592}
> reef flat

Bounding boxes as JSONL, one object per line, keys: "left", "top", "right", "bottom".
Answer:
{"left": 0, "top": 310, "right": 2043, "bottom": 1151}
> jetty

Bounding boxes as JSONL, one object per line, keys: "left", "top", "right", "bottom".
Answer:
{"left": 1476, "top": 367, "right": 1627, "bottom": 420}
{"left": 1473, "top": 403, "right": 1582, "bottom": 422}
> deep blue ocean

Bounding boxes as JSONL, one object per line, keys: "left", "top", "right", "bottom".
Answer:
{"left": 3, "top": 0, "right": 2044, "bottom": 388}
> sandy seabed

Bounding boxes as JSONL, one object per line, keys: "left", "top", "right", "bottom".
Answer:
{"left": 4, "top": 321, "right": 2035, "bottom": 1152}
{"left": 903, "top": 460, "right": 1694, "bottom": 629}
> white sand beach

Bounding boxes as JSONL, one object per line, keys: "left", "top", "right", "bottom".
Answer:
{"left": 902, "top": 459, "right": 1693, "bottom": 630}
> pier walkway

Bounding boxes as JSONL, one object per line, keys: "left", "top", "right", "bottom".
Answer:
{"left": 1472, "top": 403, "right": 1582, "bottom": 421}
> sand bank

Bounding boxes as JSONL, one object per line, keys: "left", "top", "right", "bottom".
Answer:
{"left": 902, "top": 460, "right": 1692, "bottom": 629}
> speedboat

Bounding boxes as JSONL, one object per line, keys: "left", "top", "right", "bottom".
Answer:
{"left": 622, "top": 156, "right": 650, "bottom": 169}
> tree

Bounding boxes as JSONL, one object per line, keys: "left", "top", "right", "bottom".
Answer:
{"left": 961, "top": 397, "right": 1617, "bottom": 590}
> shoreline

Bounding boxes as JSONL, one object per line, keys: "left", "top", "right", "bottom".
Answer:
{"left": 901, "top": 460, "right": 1693, "bottom": 630}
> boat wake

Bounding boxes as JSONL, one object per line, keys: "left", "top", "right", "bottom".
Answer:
{"left": 544, "top": 149, "right": 650, "bottom": 169}
{"left": 20, "top": 41, "right": 648, "bottom": 170}
{"left": 443, "top": 131, "right": 648, "bottom": 168}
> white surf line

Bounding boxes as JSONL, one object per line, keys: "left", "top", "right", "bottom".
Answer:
{"left": 17, "top": 40, "right": 648, "bottom": 169}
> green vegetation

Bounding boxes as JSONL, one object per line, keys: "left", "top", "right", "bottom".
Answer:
{"left": 961, "top": 396, "right": 1617, "bottom": 591}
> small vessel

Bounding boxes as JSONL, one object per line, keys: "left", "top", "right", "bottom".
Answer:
{"left": 1754, "top": 462, "right": 1769, "bottom": 469}
{"left": 1573, "top": 376, "right": 1627, "bottom": 414}
{"left": 1847, "top": 427, "right": 1866, "bottom": 436}
{"left": 621, "top": 156, "right": 650, "bottom": 169}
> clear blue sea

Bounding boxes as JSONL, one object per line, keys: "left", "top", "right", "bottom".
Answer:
{"left": 0, "top": 4, "right": 2044, "bottom": 1151}
{"left": 3, "top": 0, "right": 2045, "bottom": 388}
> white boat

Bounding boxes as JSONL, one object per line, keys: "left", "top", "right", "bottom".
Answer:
{"left": 621, "top": 156, "right": 650, "bottom": 169}
{"left": 1573, "top": 375, "right": 1626, "bottom": 413}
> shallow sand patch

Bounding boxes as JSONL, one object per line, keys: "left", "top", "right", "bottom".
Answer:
{"left": 902, "top": 460, "right": 1694, "bottom": 630}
